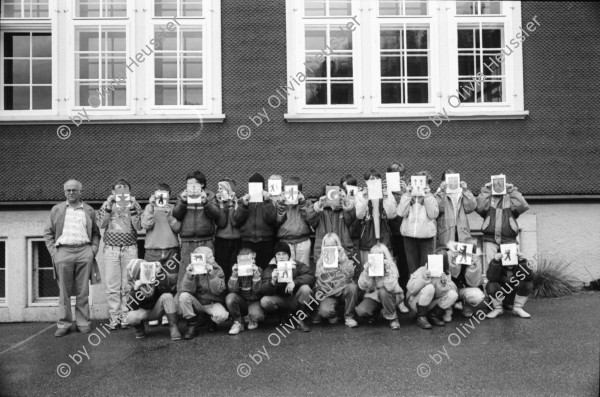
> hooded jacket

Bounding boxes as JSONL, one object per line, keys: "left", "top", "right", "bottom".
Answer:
{"left": 179, "top": 247, "right": 227, "bottom": 304}
{"left": 173, "top": 189, "right": 220, "bottom": 241}
{"left": 476, "top": 186, "right": 529, "bottom": 244}
{"left": 233, "top": 199, "right": 278, "bottom": 243}
{"left": 309, "top": 203, "right": 356, "bottom": 259}
{"left": 397, "top": 193, "right": 439, "bottom": 239}
{"left": 435, "top": 188, "right": 477, "bottom": 246}
{"left": 276, "top": 198, "right": 319, "bottom": 244}
{"left": 260, "top": 259, "right": 316, "bottom": 296}
{"left": 126, "top": 259, "right": 174, "bottom": 311}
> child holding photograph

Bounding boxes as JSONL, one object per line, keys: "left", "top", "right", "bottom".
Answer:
{"left": 355, "top": 170, "right": 397, "bottom": 266}
{"left": 386, "top": 162, "right": 411, "bottom": 293}
{"left": 406, "top": 252, "right": 458, "bottom": 329}
{"left": 173, "top": 171, "right": 220, "bottom": 288}
{"left": 97, "top": 178, "right": 143, "bottom": 330}
{"left": 447, "top": 238, "right": 485, "bottom": 318}
{"left": 226, "top": 248, "right": 264, "bottom": 335}
{"left": 355, "top": 244, "right": 404, "bottom": 330}
{"left": 475, "top": 176, "right": 529, "bottom": 278}
{"left": 125, "top": 259, "right": 181, "bottom": 341}
{"left": 232, "top": 173, "right": 278, "bottom": 269}
{"left": 259, "top": 242, "right": 315, "bottom": 332}
{"left": 435, "top": 169, "right": 477, "bottom": 246}
{"left": 215, "top": 178, "right": 242, "bottom": 282}
{"left": 396, "top": 171, "right": 439, "bottom": 275}
{"left": 485, "top": 250, "right": 534, "bottom": 318}
{"left": 276, "top": 176, "right": 319, "bottom": 266}
{"left": 314, "top": 233, "right": 359, "bottom": 328}
{"left": 178, "top": 246, "right": 228, "bottom": 339}
{"left": 310, "top": 182, "right": 356, "bottom": 263}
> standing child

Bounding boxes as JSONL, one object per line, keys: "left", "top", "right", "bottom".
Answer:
{"left": 225, "top": 248, "right": 264, "bottom": 334}
{"left": 232, "top": 173, "right": 278, "bottom": 269}
{"left": 260, "top": 242, "right": 315, "bottom": 332}
{"left": 215, "top": 178, "right": 241, "bottom": 282}
{"left": 172, "top": 171, "right": 220, "bottom": 288}
{"left": 476, "top": 176, "right": 529, "bottom": 278}
{"left": 386, "top": 162, "right": 411, "bottom": 292}
{"left": 276, "top": 176, "right": 318, "bottom": 266}
{"left": 435, "top": 169, "right": 477, "bottom": 246}
{"left": 396, "top": 171, "right": 439, "bottom": 274}
{"left": 97, "top": 178, "right": 143, "bottom": 330}
{"left": 355, "top": 244, "right": 404, "bottom": 330}
{"left": 314, "top": 233, "right": 359, "bottom": 328}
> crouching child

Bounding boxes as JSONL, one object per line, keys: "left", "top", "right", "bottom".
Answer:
{"left": 447, "top": 239, "right": 486, "bottom": 318}
{"left": 314, "top": 233, "right": 359, "bottom": 328}
{"left": 226, "top": 248, "right": 265, "bottom": 335}
{"left": 485, "top": 251, "right": 533, "bottom": 318}
{"left": 406, "top": 253, "right": 458, "bottom": 329}
{"left": 178, "top": 247, "right": 229, "bottom": 339}
{"left": 356, "top": 244, "right": 404, "bottom": 330}
{"left": 260, "top": 242, "right": 315, "bottom": 332}
{"left": 125, "top": 259, "right": 181, "bottom": 341}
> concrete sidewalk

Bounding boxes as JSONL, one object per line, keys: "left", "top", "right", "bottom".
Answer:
{"left": 0, "top": 292, "right": 598, "bottom": 397}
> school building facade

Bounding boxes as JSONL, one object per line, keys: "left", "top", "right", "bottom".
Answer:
{"left": 0, "top": 0, "right": 598, "bottom": 322}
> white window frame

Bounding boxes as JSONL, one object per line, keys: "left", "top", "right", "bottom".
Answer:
{"left": 285, "top": 0, "right": 527, "bottom": 122}
{"left": 28, "top": 238, "right": 69, "bottom": 306}
{"left": 0, "top": 5, "right": 57, "bottom": 116}
{"left": 1, "top": 0, "right": 51, "bottom": 19}
{"left": 0, "top": 0, "right": 224, "bottom": 124}
{"left": 0, "top": 238, "right": 6, "bottom": 305}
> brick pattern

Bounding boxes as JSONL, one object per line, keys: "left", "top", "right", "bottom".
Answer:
{"left": 0, "top": 1, "right": 599, "bottom": 202}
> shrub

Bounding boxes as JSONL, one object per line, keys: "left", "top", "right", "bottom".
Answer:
{"left": 531, "top": 256, "right": 581, "bottom": 298}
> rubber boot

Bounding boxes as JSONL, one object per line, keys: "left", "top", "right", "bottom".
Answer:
{"left": 512, "top": 295, "right": 531, "bottom": 318}
{"left": 183, "top": 316, "right": 199, "bottom": 340}
{"left": 166, "top": 313, "right": 181, "bottom": 341}
{"left": 134, "top": 323, "right": 146, "bottom": 339}
{"left": 486, "top": 298, "right": 504, "bottom": 318}
{"left": 416, "top": 305, "right": 432, "bottom": 330}
{"left": 428, "top": 306, "right": 445, "bottom": 327}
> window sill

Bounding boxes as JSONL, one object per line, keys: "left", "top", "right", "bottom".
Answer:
{"left": 0, "top": 114, "right": 226, "bottom": 125}
{"left": 284, "top": 111, "right": 529, "bottom": 122}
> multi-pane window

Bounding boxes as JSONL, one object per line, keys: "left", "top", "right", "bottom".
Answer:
{"left": 76, "top": 0, "right": 128, "bottom": 18}
{"left": 32, "top": 241, "right": 59, "bottom": 300}
{"left": 456, "top": 1, "right": 501, "bottom": 15}
{"left": 0, "top": 241, "right": 5, "bottom": 299}
{"left": 74, "top": 26, "right": 127, "bottom": 107}
{"left": 304, "top": 0, "right": 352, "bottom": 17}
{"left": 379, "top": 0, "right": 428, "bottom": 16}
{"left": 380, "top": 26, "right": 429, "bottom": 104}
{"left": 1, "top": 0, "right": 49, "bottom": 18}
{"left": 457, "top": 25, "right": 504, "bottom": 103}
{"left": 154, "top": 0, "right": 203, "bottom": 17}
{"left": 3, "top": 33, "right": 52, "bottom": 110}
{"left": 154, "top": 26, "right": 203, "bottom": 106}
{"left": 305, "top": 25, "right": 353, "bottom": 105}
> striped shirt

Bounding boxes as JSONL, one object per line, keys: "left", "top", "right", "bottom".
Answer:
{"left": 56, "top": 202, "right": 89, "bottom": 246}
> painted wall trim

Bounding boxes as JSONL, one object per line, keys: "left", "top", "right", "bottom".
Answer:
{"left": 0, "top": 115, "right": 226, "bottom": 125}
{"left": 284, "top": 111, "right": 530, "bottom": 122}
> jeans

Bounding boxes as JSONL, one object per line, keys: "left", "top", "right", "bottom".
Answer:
{"left": 403, "top": 236, "right": 435, "bottom": 274}
{"left": 318, "top": 283, "right": 359, "bottom": 319}
{"left": 225, "top": 293, "right": 265, "bottom": 323}
{"left": 178, "top": 292, "right": 229, "bottom": 323}
{"left": 355, "top": 288, "right": 397, "bottom": 321}
{"left": 104, "top": 244, "right": 138, "bottom": 322}
{"left": 178, "top": 240, "right": 214, "bottom": 288}
{"left": 408, "top": 284, "right": 435, "bottom": 312}
{"left": 260, "top": 285, "right": 312, "bottom": 313}
{"left": 285, "top": 239, "right": 311, "bottom": 267}
{"left": 54, "top": 245, "right": 94, "bottom": 329}
{"left": 127, "top": 293, "right": 177, "bottom": 325}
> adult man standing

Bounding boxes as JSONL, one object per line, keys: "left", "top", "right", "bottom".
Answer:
{"left": 44, "top": 180, "right": 100, "bottom": 337}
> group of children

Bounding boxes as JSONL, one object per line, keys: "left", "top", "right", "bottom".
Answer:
{"left": 96, "top": 164, "right": 532, "bottom": 341}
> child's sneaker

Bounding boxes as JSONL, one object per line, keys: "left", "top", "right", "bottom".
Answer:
{"left": 120, "top": 321, "right": 130, "bottom": 329}
{"left": 345, "top": 317, "right": 358, "bottom": 328}
{"left": 161, "top": 315, "right": 169, "bottom": 326}
{"left": 108, "top": 318, "right": 120, "bottom": 330}
{"left": 148, "top": 320, "right": 159, "bottom": 326}
{"left": 228, "top": 321, "right": 244, "bottom": 335}
{"left": 247, "top": 320, "right": 259, "bottom": 330}
{"left": 398, "top": 302, "right": 410, "bottom": 313}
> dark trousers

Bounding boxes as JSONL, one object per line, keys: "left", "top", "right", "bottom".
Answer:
{"left": 486, "top": 281, "right": 533, "bottom": 305}
{"left": 403, "top": 236, "right": 435, "bottom": 274}
{"left": 391, "top": 234, "right": 410, "bottom": 290}
{"left": 241, "top": 240, "right": 274, "bottom": 270}
{"left": 144, "top": 247, "right": 180, "bottom": 293}
{"left": 214, "top": 237, "right": 242, "bottom": 282}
